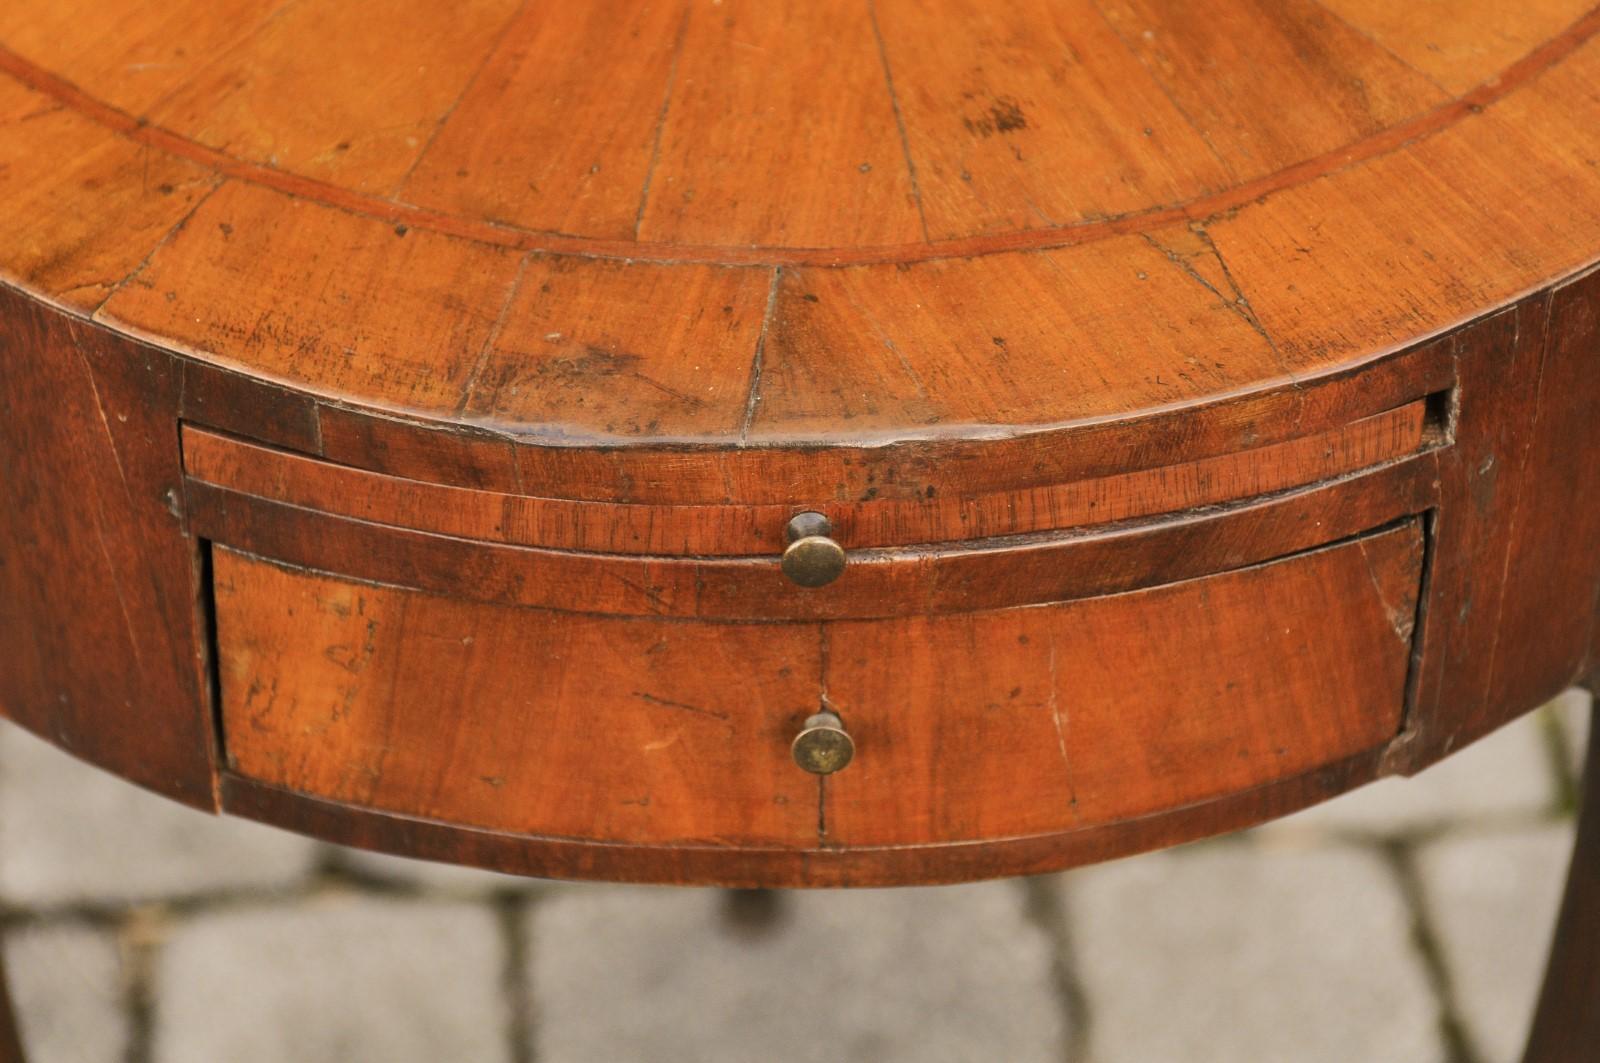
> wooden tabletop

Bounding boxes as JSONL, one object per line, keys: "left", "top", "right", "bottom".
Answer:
{"left": 2, "top": 0, "right": 1598, "bottom": 465}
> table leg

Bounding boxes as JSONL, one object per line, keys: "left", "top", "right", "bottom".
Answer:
{"left": 720, "top": 888, "right": 788, "bottom": 938}
{"left": 0, "top": 945, "right": 26, "bottom": 1063}
{"left": 1522, "top": 692, "right": 1599, "bottom": 1063}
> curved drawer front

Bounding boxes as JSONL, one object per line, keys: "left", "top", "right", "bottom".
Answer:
{"left": 821, "top": 519, "right": 1422, "bottom": 845}
{"left": 213, "top": 519, "right": 1422, "bottom": 851}
{"left": 182, "top": 391, "right": 1438, "bottom": 554}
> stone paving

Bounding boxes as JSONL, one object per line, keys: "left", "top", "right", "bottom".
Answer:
{"left": 1, "top": 689, "right": 1588, "bottom": 1063}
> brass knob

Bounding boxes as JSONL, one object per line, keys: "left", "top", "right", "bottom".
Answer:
{"left": 791, "top": 710, "right": 854, "bottom": 775}
{"left": 781, "top": 512, "right": 846, "bottom": 587}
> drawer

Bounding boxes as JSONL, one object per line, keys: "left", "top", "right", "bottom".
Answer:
{"left": 182, "top": 398, "right": 1437, "bottom": 554}
{"left": 212, "top": 519, "right": 1422, "bottom": 850}
{"left": 212, "top": 549, "right": 823, "bottom": 848}
{"left": 822, "top": 519, "right": 1422, "bottom": 845}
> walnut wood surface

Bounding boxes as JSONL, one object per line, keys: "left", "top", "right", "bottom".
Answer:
{"left": 214, "top": 523, "right": 1419, "bottom": 857}
{"left": 818, "top": 522, "right": 1422, "bottom": 846}
{"left": 0, "top": 0, "right": 1597, "bottom": 455}
{"left": 215, "top": 548, "right": 823, "bottom": 849}
{"left": 182, "top": 453, "right": 1440, "bottom": 621}
{"left": 0, "top": 289, "right": 215, "bottom": 806}
{"left": 1, "top": 2, "right": 1599, "bottom": 892}
{"left": 220, "top": 747, "right": 1392, "bottom": 888}
{"left": 182, "top": 399, "right": 1429, "bottom": 553}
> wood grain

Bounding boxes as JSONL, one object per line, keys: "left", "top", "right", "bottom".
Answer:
{"left": 823, "top": 522, "right": 1421, "bottom": 845}
{"left": 1204, "top": 37, "right": 1600, "bottom": 374}
{"left": 1316, "top": 0, "right": 1594, "bottom": 94}
{"left": 0, "top": 1, "right": 1591, "bottom": 452}
{"left": 221, "top": 747, "right": 1390, "bottom": 887}
{"left": 634, "top": 0, "right": 925, "bottom": 247}
{"left": 0, "top": 77, "right": 216, "bottom": 310}
{"left": 215, "top": 548, "right": 822, "bottom": 847}
{"left": 101, "top": 181, "right": 524, "bottom": 412}
{"left": 1096, "top": 0, "right": 1448, "bottom": 181}
{"left": 309, "top": 340, "right": 1452, "bottom": 504}
{"left": 0, "top": 0, "right": 284, "bottom": 114}
{"left": 868, "top": 0, "right": 1231, "bottom": 238}
{"left": 183, "top": 399, "right": 1429, "bottom": 554}
{"left": 183, "top": 451, "right": 1439, "bottom": 621}
{"left": 1403, "top": 302, "right": 1549, "bottom": 766}
{"left": 146, "top": 0, "right": 523, "bottom": 193}
{"left": 399, "top": 0, "right": 687, "bottom": 238}
{"left": 0, "top": 287, "right": 214, "bottom": 807}
{"left": 747, "top": 236, "right": 1288, "bottom": 438}
{"left": 1, "top": 0, "right": 1598, "bottom": 897}
{"left": 459, "top": 255, "right": 771, "bottom": 438}
{"left": 1487, "top": 268, "right": 1600, "bottom": 721}
{"left": 215, "top": 525, "right": 1418, "bottom": 853}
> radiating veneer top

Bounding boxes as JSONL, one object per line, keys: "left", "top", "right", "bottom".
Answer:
{"left": 1, "top": 0, "right": 1598, "bottom": 465}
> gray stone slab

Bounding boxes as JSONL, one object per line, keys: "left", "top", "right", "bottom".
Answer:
{"left": 4, "top": 922, "right": 128, "bottom": 1063}
{"left": 1260, "top": 709, "right": 1555, "bottom": 836}
{"left": 0, "top": 726, "right": 318, "bottom": 907}
{"left": 1067, "top": 843, "right": 1445, "bottom": 1063}
{"left": 528, "top": 882, "right": 1067, "bottom": 1063}
{"left": 1416, "top": 824, "right": 1574, "bottom": 1063}
{"left": 151, "top": 895, "right": 509, "bottom": 1063}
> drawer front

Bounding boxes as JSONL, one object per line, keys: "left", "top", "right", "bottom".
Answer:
{"left": 822, "top": 519, "right": 1422, "bottom": 845}
{"left": 182, "top": 397, "right": 1435, "bottom": 553}
{"left": 213, "top": 547, "right": 823, "bottom": 848}
{"left": 213, "top": 520, "right": 1422, "bottom": 851}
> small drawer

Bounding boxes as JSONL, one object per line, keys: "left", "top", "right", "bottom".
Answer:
{"left": 212, "top": 547, "right": 824, "bottom": 848}
{"left": 212, "top": 519, "right": 1423, "bottom": 851}
{"left": 821, "top": 518, "right": 1423, "bottom": 845}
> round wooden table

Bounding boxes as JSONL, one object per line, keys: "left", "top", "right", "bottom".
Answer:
{"left": 2, "top": 0, "right": 1598, "bottom": 1057}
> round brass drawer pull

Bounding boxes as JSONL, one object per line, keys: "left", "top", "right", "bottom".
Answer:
{"left": 781, "top": 511, "right": 846, "bottom": 588}
{"left": 791, "top": 710, "right": 854, "bottom": 775}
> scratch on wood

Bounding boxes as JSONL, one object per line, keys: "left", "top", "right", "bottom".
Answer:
{"left": 1307, "top": 0, "right": 1453, "bottom": 97}
{"left": 633, "top": 6, "right": 691, "bottom": 238}
{"left": 837, "top": 275, "right": 930, "bottom": 400}
{"left": 817, "top": 774, "right": 829, "bottom": 844}
{"left": 618, "top": 575, "right": 671, "bottom": 614}
{"left": 629, "top": 369, "right": 709, "bottom": 407}
{"left": 1047, "top": 638, "right": 1068, "bottom": 767}
{"left": 308, "top": 400, "right": 326, "bottom": 456}
{"left": 456, "top": 249, "right": 537, "bottom": 414}
{"left": 1046, "top": 631, "right": 1079, "bottom": 816}
{"left": 867, "top": 0, "right": 931, "bottom": 243}
{"left": 90, "top": 177, "right": 224, "bottom": 319}
{"left": 1088, "top": 0, "right": 1238, "bottom": 181}
{"left": 1356, "top": 537, "right": 1415, "bottom": 642}
{"left": 70, "top": 328, "right": 135, "bottom": 505}
{"left": 90, "top": 519, "right": 146, "bottom": 673}
{"left": 632, "top": 691, "right": 730, "bottom": 721}
{"left": 68, "top": 333, "right": 148, "bottom": 671}
{"left": 819, "top": 623, "right": 832, "bottom": 702}
{"left": 391, "top": 0, "right": 534, "bottom": 198}
{"left": 738, "top": 265, "right": 782, "bottom": 442}
{"left": 1196, "top": 227, "right": 1302, "bottom": 393}
{"left": 1480, "top": 292, "right": 1555, "bottom": 704}
{"left": 1143, "top": 227, "right": 1302, "bottom": 392}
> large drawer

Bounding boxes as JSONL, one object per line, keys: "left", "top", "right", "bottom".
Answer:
{"left": 212, "top": 519, "right": 1422, "bottom": 851}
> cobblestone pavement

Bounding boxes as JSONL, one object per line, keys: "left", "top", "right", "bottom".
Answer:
{"left": 2, "top": 690, "right": 1589, "bottom": 1063}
